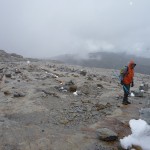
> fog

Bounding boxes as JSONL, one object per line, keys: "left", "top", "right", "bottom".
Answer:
{"left": 0, "top": 0, "right": 150, "bottom": 58}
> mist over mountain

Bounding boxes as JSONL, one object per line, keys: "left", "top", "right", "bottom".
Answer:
{"left": 54, "top": 52, "right": 150, "bottom": 75}
{"left": 1, "top": 49, "right": 149, "bottom": 75}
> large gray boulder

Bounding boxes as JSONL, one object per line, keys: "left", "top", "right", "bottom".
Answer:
{"left": 96, "top": 128, "right": 118, "bottom": 142}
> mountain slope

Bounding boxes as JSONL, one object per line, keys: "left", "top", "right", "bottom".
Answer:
{"left": 54, "top": 52, "right": 150, "bottom": 75}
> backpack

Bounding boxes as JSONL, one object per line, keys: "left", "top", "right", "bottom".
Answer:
{"left": 119, "top": 66, "right": 128, "bottom": 81}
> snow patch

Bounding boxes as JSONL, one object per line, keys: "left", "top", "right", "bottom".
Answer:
{"left": 120, "top": 119, "right": 150, "bottom": 149}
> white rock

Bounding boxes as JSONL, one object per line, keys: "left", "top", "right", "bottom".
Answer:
{"left": 130, "top": 93, "right": 135, "bottom": 97}
{"left": 27, "top": 61, "right": 30, "bottom": 64}
{"left": 73, "top": 91, "right": 78, "bottom": 96}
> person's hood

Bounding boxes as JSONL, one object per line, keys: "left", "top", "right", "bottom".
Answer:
{"left": 128, "top": 60, "right": 136, "bottom": 69}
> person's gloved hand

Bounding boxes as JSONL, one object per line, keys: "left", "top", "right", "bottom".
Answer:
{"left": 131, "top": 82, "right": 134, "bottom": 87}
{"left": 120, "top": 80, "right": 124, "bottom": 85}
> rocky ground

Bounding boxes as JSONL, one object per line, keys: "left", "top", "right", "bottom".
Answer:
{"left": 0, "top": 60, "right": 150, "bottom": 150}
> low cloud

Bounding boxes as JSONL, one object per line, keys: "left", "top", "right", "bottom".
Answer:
{"left": 0, "top": 0, "right": 150, "bottom": 58}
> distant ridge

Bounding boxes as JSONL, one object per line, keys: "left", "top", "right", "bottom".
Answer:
{"left": 0, "top": 50, "right": 24, "bottom": 62}
{"left": 0, "top": 50, "right": 39, "bottom": 62}
{"left": 54, "top": 52, "right": 150, "bottom": 75}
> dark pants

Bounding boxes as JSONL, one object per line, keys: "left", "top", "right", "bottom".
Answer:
{"left": 123, "top": 84, "right": 130, "bottom": 102}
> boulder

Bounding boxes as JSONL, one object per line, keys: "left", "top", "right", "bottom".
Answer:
{"left": 132, "top": 145, "right": 142, "bottom": 150}
{"left": 97, "top": 84, "right": 103, "bottom": 88}
{"left": 5, "top": 72, "right": 12, "bottom": 78}
{"left": 80, "top": 84, "right": 90, "bottom": 95}
{"left": 0, "top": 68, "right": 4, "bottom": 73}
{"left": 95, "top": 102, "right": 111, "bottom": 111}
{"left": 1, "top": 87, "right": 12, "bottom": 95}
{"left": 96, "top": 128, "right": 118, "bottom": 142}
{"left": 139, "top": 84, "right": 149, "bottom": 91}
{"left": 80, "top": 70, "right": 87, "bottom": 76}
{"left": 132, "top": 91, "right": 144, "bottom": 97}
{"left": 69, "top": 85, "right": 77, "bottom": 92}
{"left": 13, "top": 92, "right": 26, "bottom": 97}
{"left": 15, "top": 68, "right": 21, "bottom": 74}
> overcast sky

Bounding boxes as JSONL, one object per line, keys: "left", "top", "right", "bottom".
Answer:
{"left": 0, "top": 0, "right": 150, "bottom": 58}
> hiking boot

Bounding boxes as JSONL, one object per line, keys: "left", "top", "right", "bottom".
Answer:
{"left": 122, "top": 101, "right": 128, "bottom": 105}
{"left": 126, "top": 101, "right": 131, "bottom": 104}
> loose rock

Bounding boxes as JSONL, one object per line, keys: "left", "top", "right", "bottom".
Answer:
{"left": 96, "top": 128, "right": 118, "bottom": 142}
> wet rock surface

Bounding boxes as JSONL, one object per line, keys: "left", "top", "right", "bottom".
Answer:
{"left": 140, "top": 107, "right": 150, "bottom": 124}
{"left": 0, "top": 60, "right": 150, "bottom": 150}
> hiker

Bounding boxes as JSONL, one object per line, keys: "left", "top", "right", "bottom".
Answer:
{"left": 120, "top": 60, "right": 136, "bottom": 105}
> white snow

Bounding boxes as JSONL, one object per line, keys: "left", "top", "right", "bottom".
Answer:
{"left": 60, "top": 87, "right": 64, "bottom": 90}
{"left": 27, "top": 60, "right": 30, "bottom": 64}
{"left": 55, "top": 75, "right": 58, "bottom": 78}
{"left": 73, "top": 91, "right": 78, "bottom": 96}
{"left": 130, "top": 93, "right": 135, "bottom": 97}
{"left": 120, "top": 119, "right": 150, "bottom": 149}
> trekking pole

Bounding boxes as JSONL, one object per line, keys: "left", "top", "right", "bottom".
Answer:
{"left": 112, "top": 70, "right": 130, "bottom": 95}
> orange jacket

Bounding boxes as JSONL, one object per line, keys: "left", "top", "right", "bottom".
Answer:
{"left": 123, "top": 60, "right": 135, "bottom": 84}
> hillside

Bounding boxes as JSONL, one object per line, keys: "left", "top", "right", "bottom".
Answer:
{"left": 0, "top": 50, "right": 40, "bottom": 62}
{"left": 54, "top": 52, "right": 150, "bottom": 75}
{"left": 0, "top": 50, "right": 25, "bottom": 62}
{"left": 0, "top": 57, "right": 150, "bottom": 149}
